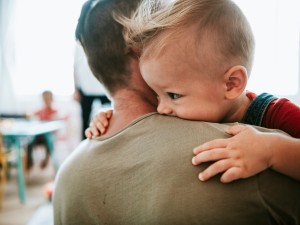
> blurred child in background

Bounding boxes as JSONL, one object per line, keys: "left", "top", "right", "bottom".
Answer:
{"left": 26, "top": 90, "right": 58, "bottom": 170}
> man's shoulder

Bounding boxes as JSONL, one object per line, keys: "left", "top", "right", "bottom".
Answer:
{"left": 137, "top": 113, "right": 231, "bottom": 135}
{"left": 137, "top": 113, "right": 229, "bottom": 129}
{"left": 55, "top": 139, "right": 90, "bottom": 175}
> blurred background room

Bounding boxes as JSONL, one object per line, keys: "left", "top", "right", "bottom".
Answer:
{"left": 0, "top": 0, "right": 112, "bottom": 224}
{"left": 0, "top": 0, "right": 299, "bottom": 225}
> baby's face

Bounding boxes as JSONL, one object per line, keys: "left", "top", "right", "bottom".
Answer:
{"left": 140, "top": 38, "right": 229, "bottom": 122}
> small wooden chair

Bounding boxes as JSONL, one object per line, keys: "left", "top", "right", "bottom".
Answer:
{"left": 0, "top": 133, "right": 7, "bottom": 208}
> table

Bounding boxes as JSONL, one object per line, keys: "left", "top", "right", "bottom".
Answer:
{"left": 0, "top": 119, "right": 64, "bottom": 203}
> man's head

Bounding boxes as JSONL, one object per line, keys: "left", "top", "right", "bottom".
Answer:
{"left": 75, "top": 0, "right": 141, "bottom": 95}
{"left": 118, "top": 0, "right": 255, "bottom": 122}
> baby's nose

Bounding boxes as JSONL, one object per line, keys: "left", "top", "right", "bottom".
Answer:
{"left": 157, "top": 103, "right": 173, "bottom": 115}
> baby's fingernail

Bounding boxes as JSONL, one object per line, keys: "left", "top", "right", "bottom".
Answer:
{"left": 199, "top": 173, "right": 205, "bottom": 181}
{"left": 101, "top": 128, "right": 105, "bottom": 134}
{"left": 192, "top": 157, "right": 196, "bottom": 165}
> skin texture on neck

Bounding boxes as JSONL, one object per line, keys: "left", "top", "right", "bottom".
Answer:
{"left": 102, "top": 90, "right": 157, "bottom": 137}
{"left": 101, "top": 57, "right": 157, "bottom": 137}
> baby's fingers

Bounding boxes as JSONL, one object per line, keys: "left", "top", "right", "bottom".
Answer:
{"left": 89, "top": 122, "right": 101, "bottom": 137}
{"left": 193, "top": 139, "right": 227, "bottom": 155}
{"left": 192, "top": 148, "right": 228, "bottom": 165}
{"left": 85, "top": 128, "right": 93, "bottom": 139}
{"left": 106, "top": 109, "right": 113, "bottom": 119}
{"left": 94, "top": 121, "right": 107, "bottom": 134}
{"left": 225, "top": 124, "right": 248, "bottom": 136}
{"left": 198, "top": 159, "right": 231, "bottom": 181}
{"left": 95, "top": 112, "right": 110, "bottom": 127}
{"left": 220, "top": 167, "right": 243, "bottom": 183}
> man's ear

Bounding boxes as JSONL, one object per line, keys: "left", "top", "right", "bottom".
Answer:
{"left": 224, "top": 65, "right": 248, "bottom": 100}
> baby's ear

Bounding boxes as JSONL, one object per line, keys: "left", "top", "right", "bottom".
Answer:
{"left": 224, "top": 65, "right": 248, "bottom": 100}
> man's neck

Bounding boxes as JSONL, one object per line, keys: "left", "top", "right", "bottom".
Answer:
{"left": 102, "top": 90, "right": 156, "bottom": 137}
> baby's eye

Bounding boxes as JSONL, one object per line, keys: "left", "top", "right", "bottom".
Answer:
{"left": 167, "top": 92, "right": 182, "bottom": 100}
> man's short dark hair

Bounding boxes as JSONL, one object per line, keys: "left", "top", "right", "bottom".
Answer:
{"left": 75, "top": 0, "right": 140, "bottom": 94}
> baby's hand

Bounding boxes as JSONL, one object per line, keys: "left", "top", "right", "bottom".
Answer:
{"left": 192, "top": 124, "right": 272, "bottom": 183}
{"left": 85, "top": 109, "right": 113, "bottom": 139}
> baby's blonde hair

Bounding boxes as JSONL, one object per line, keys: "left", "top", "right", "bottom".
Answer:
{"left": 117, "top": 0, "right": 255, "bottom": 75}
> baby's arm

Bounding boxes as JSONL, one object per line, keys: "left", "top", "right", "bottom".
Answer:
{"left": 85, "top": 109, "right": 113, "bottom": 139}
{"left": 192, "top": 124, "right": 300, "bottom": 182}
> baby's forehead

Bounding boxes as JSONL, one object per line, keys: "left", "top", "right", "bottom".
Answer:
{"left": 141, "top": 24, "right": 215, "bottom": 60}
{"left": 142, "top": 34, "right": 217, "bottom": 75}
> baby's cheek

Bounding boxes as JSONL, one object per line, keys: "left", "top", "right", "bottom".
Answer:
{"left": 176, "top": 109, "right": 195, "bottom": 120}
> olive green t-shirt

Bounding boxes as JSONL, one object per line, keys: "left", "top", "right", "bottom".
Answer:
{"left": 53, "top": 113, "right": 300, "bottom": 225}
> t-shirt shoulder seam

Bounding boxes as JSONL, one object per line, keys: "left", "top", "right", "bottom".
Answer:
{"left": 94, "top": 112, "right": 158, "bottom": 140}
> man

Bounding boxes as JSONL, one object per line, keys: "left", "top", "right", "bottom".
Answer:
{"left": 53, "top": 0, "right": 300, "bottom": 224}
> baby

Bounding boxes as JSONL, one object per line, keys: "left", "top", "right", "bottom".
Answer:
{"left": 87, "top": 0, "right": 300, "bottom": 183}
